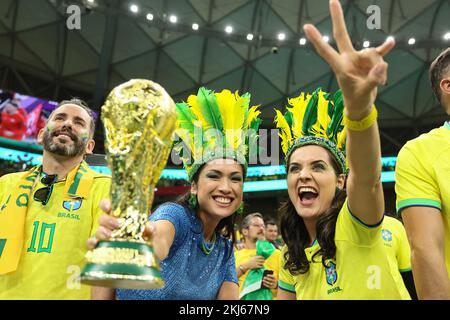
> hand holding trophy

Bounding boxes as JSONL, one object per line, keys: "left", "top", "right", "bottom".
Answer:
{"left": 80, "top": 79, "right": 177, "bottom": 289}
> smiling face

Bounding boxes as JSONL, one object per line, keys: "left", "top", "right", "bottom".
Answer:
{"left": 287, "top": 145, "right": 345, "bottom": 223}
{"left": 191, "top": 158, "right": 244, "bottom": 223}
{"left": 242, "top": 216, "right": 266, "bottom": 243}
{"left": 265, "top": 223, "right": 278, "bottom": 242}
{"left": 38, "top": 104, "right": 95, "bottom": 157}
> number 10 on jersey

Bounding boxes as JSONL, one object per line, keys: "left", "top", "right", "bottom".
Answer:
{"left": 27, "top": 221, "right": 56, "bottom": 253}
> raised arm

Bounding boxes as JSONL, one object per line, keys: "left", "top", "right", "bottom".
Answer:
{"left": 304, "top": 0, "right": 395, "bottom": 225}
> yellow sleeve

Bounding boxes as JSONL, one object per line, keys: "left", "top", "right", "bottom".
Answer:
{"left": 395, "top": 142, "right": 441, "bottom": 213}
{"left": 278, "top": 245, "right": 296, "bottom": 293}
{"left": 335, "top": 198, "right": 382, "bottom": 246}
{"left": 89, "top": 176, "right": 111, "bottom": 238}
{"left": 393, "top": 219, "right": 412, "bottom": 272}
{"left": 234, "top": 249, "right": 245, "bottom": 271}
{"left": 267, "top": 249, "right": 281, "bottom": 277}
{"left": 234, "top": 249, "right": 254, "bottom": 290}
{"left": 266, "top": 249, "right": 281, "bottom": 298}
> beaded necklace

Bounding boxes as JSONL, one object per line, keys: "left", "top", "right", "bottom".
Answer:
{"left": 201, "top": 232, "right": 217, "bottom": 255}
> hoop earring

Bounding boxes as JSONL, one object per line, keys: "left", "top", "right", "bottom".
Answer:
{"left": 189, "top": 193, "right": 198, "bottom": 209}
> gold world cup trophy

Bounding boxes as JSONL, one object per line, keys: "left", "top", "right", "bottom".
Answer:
{"left": 80, "top": 79, "right": 177, "bottom": 289}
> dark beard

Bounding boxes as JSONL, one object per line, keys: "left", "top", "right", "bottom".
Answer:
{"left": 42, "top": 128, "right": 86, "bottom": 157}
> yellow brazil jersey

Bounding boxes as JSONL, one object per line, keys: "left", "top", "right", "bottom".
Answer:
{"left": 395, "top": 123, "right": 450, "bottom": 277}
{"left": 235, "top": 246, "right": 281, "bottom": 298}
{"left": 0, "top": 168, "right": 110, "bottom": 300}
{"left": 278, "top": 199, "right": 411, "bottom": 300}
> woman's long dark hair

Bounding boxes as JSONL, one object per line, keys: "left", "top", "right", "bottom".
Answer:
{"left": 280, "top": 149, "right": 346, "bottom": 274}
{"left": 174, "top": 166, "right": 237, "bottom": 251}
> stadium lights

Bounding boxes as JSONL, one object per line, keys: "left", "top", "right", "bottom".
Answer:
{"left": 61, "top": 4, "right": 450, "bottom": 49}
{"left": 169, "top": 15, "right": 177, "bottom": 23}
{"left": 129, "top": 4, "right": 139, "bottom": 13}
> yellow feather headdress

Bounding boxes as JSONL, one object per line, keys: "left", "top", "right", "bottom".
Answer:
{"left": 174, "top": 87, "right": 261, "bottom": 181}
{"left": 274, "top": 88, "right": 348, "bottom": 173}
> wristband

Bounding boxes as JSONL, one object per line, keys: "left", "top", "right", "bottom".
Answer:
{"left": 343, "top": 106, "right": 378, "bottom": 131}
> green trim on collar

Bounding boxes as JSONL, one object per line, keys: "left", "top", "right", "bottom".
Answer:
{"left": 347, "top": 202, "right": 383, "bottom": 229}
{"left": 444, "top": 121, "right": 450, "bottom": 130}
{"left": 309, "top": 239, "right": 318, "bottom": 248}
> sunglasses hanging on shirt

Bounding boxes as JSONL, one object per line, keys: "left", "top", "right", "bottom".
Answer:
{"left": 33, "top": 173, "right": 57, "bottom": 206}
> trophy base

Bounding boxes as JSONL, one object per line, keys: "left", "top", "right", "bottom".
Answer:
{"left": 80, "top": 240, "right": 164, "bottom": 290}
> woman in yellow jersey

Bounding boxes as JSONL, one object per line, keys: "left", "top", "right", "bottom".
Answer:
{"left": 274, "top": 0, "right": 410, "bottom": 300}
{"left": 382, "top": 214, "right": 417, "bottom": 299}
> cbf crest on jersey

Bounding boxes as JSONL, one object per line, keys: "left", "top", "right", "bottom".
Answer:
{"left": 381, "top": 229, "right": 393, "bottom": 242}
{"left": 62, "top": 199, "right": 83, "bottom": 211}
{"left": 325, "top": 261, "right": 338, "bottom": 286}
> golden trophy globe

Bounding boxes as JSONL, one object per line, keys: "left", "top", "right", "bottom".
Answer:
{"left": 80, "top": 79, "right": 176, "bottom": 289}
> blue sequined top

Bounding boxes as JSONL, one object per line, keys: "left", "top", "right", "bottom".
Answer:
{"left": 116, "top": 202, "right": 238, "bottom": 300}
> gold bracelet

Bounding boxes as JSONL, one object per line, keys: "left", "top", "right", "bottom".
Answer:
{"left": 343, "top": 106, "right": 378, "bottom": 131}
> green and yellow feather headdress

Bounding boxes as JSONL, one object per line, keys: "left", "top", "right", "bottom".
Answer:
{"left": 174, "top": 87, "right": 262, "bottom": 181}
{"left": 274, "top": 88, "right": 348, "bottom": 174}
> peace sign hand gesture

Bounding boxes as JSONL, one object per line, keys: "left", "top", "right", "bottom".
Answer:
{"left": 304, "top": 0, "right": 395, "bottom": 120}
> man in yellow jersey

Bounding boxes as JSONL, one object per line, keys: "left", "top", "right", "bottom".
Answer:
{"left": 235, "top": 213, "right": 280, "bottom": 299}
{"left": 0, "top": 99, "right": 111, "bottom": 299}
{"left": 395, "top": 47, "right": 450, "bottom": 299}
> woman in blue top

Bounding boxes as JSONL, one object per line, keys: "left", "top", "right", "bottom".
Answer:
{"left": 89, "top": 87, "right": 262, "bottom": 300}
